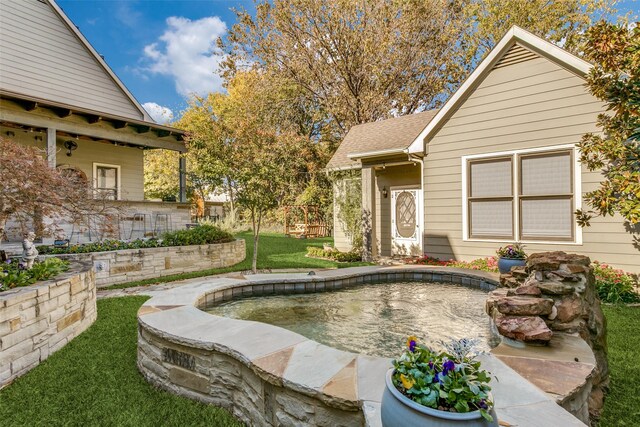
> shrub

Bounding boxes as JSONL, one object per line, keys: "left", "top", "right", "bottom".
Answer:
{"left": 36, "top": 225, "right": 234, "bottom": 255}
{"left": 161, "top": 224, "right": 234, "bottom": 246}
{"left": 306, "top": 246, "right": 362, "bottom": 262}
{"left": 592, "top": 262, "right": 640, "bottom": 304}
{"left": 1, "top": 257, "right": 69, "bottom": 291}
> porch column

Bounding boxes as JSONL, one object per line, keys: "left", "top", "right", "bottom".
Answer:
{"left": 178, "top": 156, "right": 187, "bottom": 203}
{"left": 46, "top": 127, "right": 56, "bottom": 168}
{"left": 361, "top": 165, "right": 376, "bottom": 261}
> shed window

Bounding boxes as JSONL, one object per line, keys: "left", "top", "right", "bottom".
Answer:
{"left": 466, "top": 149, "right": 574, "bottom": 242}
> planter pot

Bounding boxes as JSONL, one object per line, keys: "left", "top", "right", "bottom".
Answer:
{"left": 381, "top": 369, "right": 497, "bottom": 427}
{"left": 497, "top": 257, "right": 526, "bottom": 274}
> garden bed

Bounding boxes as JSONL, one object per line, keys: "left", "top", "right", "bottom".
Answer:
{"left": 0, "top": 261, "right": 96, "bottom": 388}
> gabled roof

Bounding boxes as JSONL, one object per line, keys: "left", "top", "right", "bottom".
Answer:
{"left": 0, "top": 0, "right": 153, "bottom": 122}
{"left": 326, "top": 110, "right": 439, "bottom": 170}
{"left": 407, "top": 25, "right": 593, "bottom": 154}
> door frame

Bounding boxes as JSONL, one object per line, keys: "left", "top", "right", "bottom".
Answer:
{"left": 391, "top": 187, "right": 422, "bottom": 256}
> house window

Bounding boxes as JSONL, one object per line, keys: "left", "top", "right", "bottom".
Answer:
{"left": 465, "top": 148, "right": 575, "bottom": 242}
{"left": 93, "top": 163, "right": 121, "bottom": 200}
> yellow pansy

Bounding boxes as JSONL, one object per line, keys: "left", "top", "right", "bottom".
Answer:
{"left": 400, "top": 374, "right": 415, "bottom": 389}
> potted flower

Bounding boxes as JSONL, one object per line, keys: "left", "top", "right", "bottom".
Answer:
{"left": 496, "top": 243, "right": 526, "bottom": 274}
{"left": 381, "top": 337, "right": 497, "bottom": 427}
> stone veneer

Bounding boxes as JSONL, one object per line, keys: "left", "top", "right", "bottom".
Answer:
{"left": 486, "top": 252, "right": 608, "bottom": 424}
{"left": 137, "top": 265, "right": 587, "bottom": 427}
{"left": 50, "top": 239, "right": 245, "bottom": 287}
{"left": 0, "top": 262, "right": 96, "bottom": 388}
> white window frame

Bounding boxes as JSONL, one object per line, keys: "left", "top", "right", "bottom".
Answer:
{"left": 461, "top": 144, "right": 582, "bottom": 245}
{"left": 93, "top": 162, "right": 121, "bottom": 200}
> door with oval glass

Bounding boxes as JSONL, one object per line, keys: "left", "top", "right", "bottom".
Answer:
{"left": 391, "top": 189, "right": 421, "bottom": 256}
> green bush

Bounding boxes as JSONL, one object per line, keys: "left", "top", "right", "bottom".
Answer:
{"left": 36, "top": 225, "right": 234, "bottom": 255}
{"left": 161, "top": 224, "right": 234, "bottom": 246}
{"left": 306, "top": 246, "right": 361, "bottom": 262}
{"left": 1, "top": 258, "right": 69, "bottom": 291}
{"left": 592, "top": 262, "right": 640, "bottom": 304}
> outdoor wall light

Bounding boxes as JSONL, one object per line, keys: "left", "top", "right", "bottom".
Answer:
{"left": 64, "top": 140, "right": 78, "bottom": 157}
{"left": 5, "top": 130, "right": 15, "bottom": 137}
{"left": 382, "top": 186, "right": 388, "bottom": 198}
{"left": 34, "top": 135, "right": 43, "bottom": 142}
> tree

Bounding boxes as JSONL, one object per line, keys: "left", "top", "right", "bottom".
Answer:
{"left": 143, "top": 149, "right": 180, "bottom": 201}
{"left": 0, "top": 137, "right": 119, "bottom": 245}
{"left": 462, "top": 0, "right": 619, "bottom": 66}
{"left": 222, "top": 0, "right": 470, "bottom": 134}
{"left": 577, "top": 21, "right": 640, "bottom": 226}
{"left": 215, "top": 71, "right": 310, "bottom": 272}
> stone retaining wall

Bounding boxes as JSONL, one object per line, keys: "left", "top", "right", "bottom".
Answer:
{"left": 0, "top": 262, "right": 96, "bottom": 389}
{"left": 51, "top": 239, "right": 245, "bottom": 287}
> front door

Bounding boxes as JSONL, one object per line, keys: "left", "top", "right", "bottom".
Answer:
{"left": 391, "top": 189, "right": 421, "bottom": 256}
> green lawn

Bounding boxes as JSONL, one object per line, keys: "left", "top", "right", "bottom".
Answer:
{"left": 106, "top": 232, "right": 372, "bottom": 290}
{"left": 0, "top": 297, "right": 242, "bottom": 427}
{"left": 600, "top": 305, "right": 640, "bottom": 426}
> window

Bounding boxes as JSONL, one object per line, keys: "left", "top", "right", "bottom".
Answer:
{"left": 93, "top": 163, "right": 120, "bottom": 200}
{"left": 465, "top": 148, "right": 575, "bottom": 242}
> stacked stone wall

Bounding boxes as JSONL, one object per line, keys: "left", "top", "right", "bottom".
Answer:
{"left": 0, "top": 263, "right": 96, "bottom": 388}
{"left": 50, "top": 239, "right": 245, "bottom": 287}
{"left": 138, "top": 327, "right": 363, "bottom": 427}
{"left": 486, "top": 252, "right": 608, "bottom": 422}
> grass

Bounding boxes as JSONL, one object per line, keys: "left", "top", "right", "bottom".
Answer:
{"left": 600, "top": 305, "right": 640, "bottom": 426}
{"left": 105, "top": 231, "right": 372, "bottom": 290}
{"left": 0, "top": 297, "right": 243, "bottom": 427}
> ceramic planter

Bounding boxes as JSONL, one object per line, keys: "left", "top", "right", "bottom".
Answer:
{"left": 497, "top": 257, "right": 526, "bottom": 274}
{"left": 381, "top": 369, "right": 498, "bottom": 427}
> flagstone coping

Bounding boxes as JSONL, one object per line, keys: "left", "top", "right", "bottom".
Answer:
{"left": 137, "top": 265, "right": 587, "bottom": 426}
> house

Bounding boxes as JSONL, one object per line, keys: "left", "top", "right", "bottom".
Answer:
{"left": 327, "top": 26, "right": 640, "bottom": 273}
{"left": 0, "top": 0, "right": 190, "bottom": 243}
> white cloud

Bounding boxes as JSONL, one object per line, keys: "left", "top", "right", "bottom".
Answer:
{"left": 142, "top": 16, "right": 227, "bottom": 97}
{"left": 142, "top": 102, "right": 174, "bottom": 124}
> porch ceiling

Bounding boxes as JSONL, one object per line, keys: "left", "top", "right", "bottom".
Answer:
{"left": 0, "top": 92, "right": 186, "bottom": 152}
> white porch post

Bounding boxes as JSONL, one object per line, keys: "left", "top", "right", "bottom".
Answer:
{"left": 46, "top": 127, "right": 56, "bottom": 168}
{"left": 178, "top": 156, "right": 187, "bottom": 202}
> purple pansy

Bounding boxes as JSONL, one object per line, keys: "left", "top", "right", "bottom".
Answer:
{"left": 443, "top": 359, "right": 455, "bottom": 374}
{"left": 409, "top": 340, "right": 416, "bottom": 352}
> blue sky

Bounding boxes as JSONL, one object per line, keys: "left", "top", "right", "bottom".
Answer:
{"left": 56, "top": 0, "right": 638, "bottom": 124}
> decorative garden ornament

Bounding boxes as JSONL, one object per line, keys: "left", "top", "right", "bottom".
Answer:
{"left": 21, "top": 232, "right": 39, "bottom": 269}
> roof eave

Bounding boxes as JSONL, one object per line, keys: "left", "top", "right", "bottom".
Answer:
{"left": 406, "top": 25, "right": 593, "bottom": 155}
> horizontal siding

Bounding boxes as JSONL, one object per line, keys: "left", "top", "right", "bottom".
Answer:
{"left": 0, "top": 0, "right": 143, "bottom": 119}
{"left": 423, "top": 51, "right": 640, "bottom": 273}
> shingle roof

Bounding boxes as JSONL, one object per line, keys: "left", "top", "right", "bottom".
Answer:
{"left": 326, "top": 109, "right": 438, "bottom": 170}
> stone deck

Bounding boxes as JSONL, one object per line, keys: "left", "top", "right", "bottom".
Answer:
{"left": 136, "top": 265, "right": 587, "bottom": 427}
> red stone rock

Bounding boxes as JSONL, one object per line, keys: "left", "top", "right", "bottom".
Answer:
{"left": 556, "top": 295, "right": 585, "bottom": 323}
{"left": 494, "top": 315, "right": 553, "bottom": 342}
{"left": 496, "top": 296, "right": 554, "bottom": 316}
{"left": 513, "top": 284, "right": 542, "bottom": 296}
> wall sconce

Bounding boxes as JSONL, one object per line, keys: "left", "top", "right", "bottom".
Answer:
{"left": 5, "top": 130, "right": 15, "bottom": 137}
{"left": 64, "top": 140, "right": 78, "bottom": 157}
{"left": 382, "top": 186, "right": 388, "bottom": 198}
{"left": 34, "top": 135, "right": 43, "bottom": 142}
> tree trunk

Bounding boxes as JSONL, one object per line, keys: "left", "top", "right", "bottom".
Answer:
{"left": 225, "top": 178, "right": 236, "bottom": 222}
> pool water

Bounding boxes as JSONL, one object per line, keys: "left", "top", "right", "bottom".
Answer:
{"left": 206, "top": 281, "right": 498, "bottom": 358}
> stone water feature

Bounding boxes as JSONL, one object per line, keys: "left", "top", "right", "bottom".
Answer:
{"left": 486, "top": 252, "right": 608, "bottom": 424}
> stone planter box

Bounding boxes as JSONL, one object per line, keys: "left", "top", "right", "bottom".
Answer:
{"left": 48, "top": 239, "right": 246, "bottom": 288}
{"left": 0, "top": 262, "right": 96, "bottom": 389}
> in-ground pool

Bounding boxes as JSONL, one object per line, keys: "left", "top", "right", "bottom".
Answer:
{"left": 206, "top": 281, "right": 498, "bottom": 357}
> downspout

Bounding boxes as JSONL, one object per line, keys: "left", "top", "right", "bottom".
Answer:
{"left": 406, "top": 151, "right": 425, "bottom": 255}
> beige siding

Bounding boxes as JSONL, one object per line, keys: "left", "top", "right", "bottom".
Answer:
{"left": 333, "top": 179, "right": 355, "bottom": 252}
{"left": 423, "top": 51, "right": 640, "bottom": 273}
{"left": 55, "top": 137, "right": 144, "bottom": 201}
{"left": 0, "top": 0, "right": 144, "bottom": 120}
